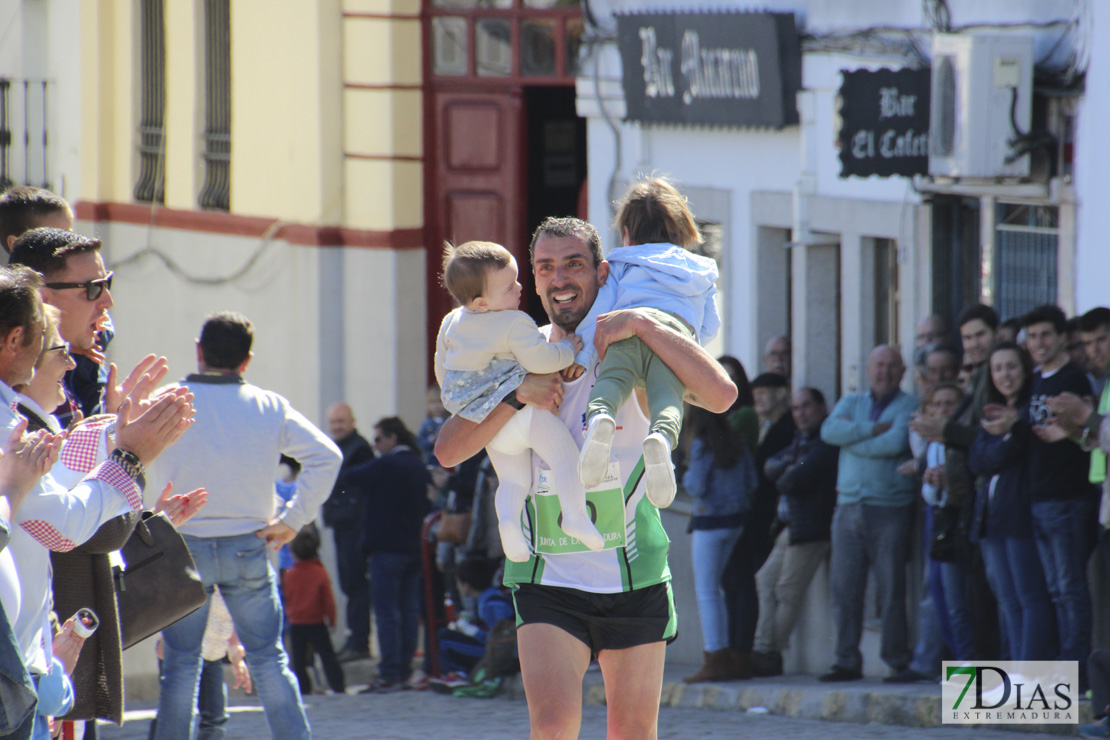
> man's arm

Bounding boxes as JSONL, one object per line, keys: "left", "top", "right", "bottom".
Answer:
{"left": 593, "top": 309, "right": 736, "bottom": 412}
{"left": 276, "top": 404, "right": 342, "bottom": 532}
{"left": 820, "top": 396, "right": 874, "bottom": 447}
{"left": 434, "top": 373, "right": 564, "bottom": 468}
{"left": 347, "top": 435, "right": 375, "bottom": 467}
{"left": 840, "top": 397, "right": 914, "bottom": 458}
{"left": 776, "top": 441, "right": 838, "bottom": 498}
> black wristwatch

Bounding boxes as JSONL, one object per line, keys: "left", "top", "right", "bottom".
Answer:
{"left": 502, "top": 389, "right": 526, "bottom": 410}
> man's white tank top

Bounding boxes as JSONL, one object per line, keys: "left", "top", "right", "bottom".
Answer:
{"left": 502, "top": 356, "right": 672, "bottom": 594}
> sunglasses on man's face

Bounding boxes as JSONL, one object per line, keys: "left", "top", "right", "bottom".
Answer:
{"left": 43, "top": 272, "right": 114, "bottom": 301}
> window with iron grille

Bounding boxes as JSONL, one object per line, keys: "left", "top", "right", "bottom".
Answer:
{"left": 198, "top": 0, "right": 230, "bottom": 211}
{"left": 0, "top": 78, "right": 50, "bottom": 191}
{"left": 134, "top": 0, "right": 166, "bottom": 204}
{"left": 993, "top": 202, "right": 1058, "bottom": 321}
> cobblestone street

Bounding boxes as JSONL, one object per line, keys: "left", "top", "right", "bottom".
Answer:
{"left": 97, "top": 690, "right": 1071, "bottom": 739}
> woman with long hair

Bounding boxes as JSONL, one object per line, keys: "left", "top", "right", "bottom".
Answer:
{"left": 716, "top": 354, "right": 757, "bottom": 449}
{"left": 969, "top": 342, "right": 1055, "bottom": 660}
{"left": 680, "top": 364, "right": 757, "bottom": 683}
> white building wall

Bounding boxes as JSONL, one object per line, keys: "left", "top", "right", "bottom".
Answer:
{"left": 1074, "top": 2, "right": 1110, "bottom": 313}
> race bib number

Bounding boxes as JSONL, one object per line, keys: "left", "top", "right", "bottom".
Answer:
{"left": 533, "top": 464, "right": 625, "bottom": 554}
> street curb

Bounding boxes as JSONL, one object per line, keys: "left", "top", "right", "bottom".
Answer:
{"left": 503, "top": 670, "right": 1089, "bottom": 735}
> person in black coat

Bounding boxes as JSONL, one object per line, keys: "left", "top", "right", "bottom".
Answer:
{"left": 343, "top": 417, "right": 430, "bottom": 691}
{"left": 320, "top": 402, "right": 376, "bottom": 660}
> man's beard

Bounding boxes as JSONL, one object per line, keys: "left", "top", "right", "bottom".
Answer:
{"left": 552, "top": 315, "right": 581, "bottom": 335}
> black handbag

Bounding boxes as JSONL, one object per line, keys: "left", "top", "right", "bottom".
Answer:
{"left": 114, "top": 511, "right": 207, "bottom": 649}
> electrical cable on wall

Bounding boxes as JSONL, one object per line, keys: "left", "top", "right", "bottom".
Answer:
{"left": 106, "top": 130, "right": 286, "bottom": 286}
{"left": 109, "top": 220, "right": 286, "bottom": 287}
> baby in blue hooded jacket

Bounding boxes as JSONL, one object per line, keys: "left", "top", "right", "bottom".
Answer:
{"left": 576, "top": 177, "right": 720, "bottom": 508}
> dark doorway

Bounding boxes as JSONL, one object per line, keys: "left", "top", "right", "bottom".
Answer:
{"left": 931, "top": 195, "right": 981, "bottom": 329}
{"left": 521, "top": 86, "right": 587, "bottom": 322}
{"left": 422, "top": 1, "right": 586, "bottom": 379}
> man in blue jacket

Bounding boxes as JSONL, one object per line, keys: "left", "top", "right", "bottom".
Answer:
{"left": 819, "top": 345, "right": 917, "bottom": 682}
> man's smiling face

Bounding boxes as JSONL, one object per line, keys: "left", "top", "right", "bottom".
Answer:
{"left": 532, "top": 234, "right": 609, "bottom": 333}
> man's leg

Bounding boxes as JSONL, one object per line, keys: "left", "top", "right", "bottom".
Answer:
{"left": 155, "top": 537, "right": 217, "bottom": 740}
{"left": 866, "top": 503, "right": 913, "bottom": 672}
{"left": 1031, "top": 501, "right": 1066, "bottom": 654}
{"left": 306, "top": 623, "right": 346, "bottom": 693}
{"left": 1042, "top": 499, "right": 1093, "bottom": 671}
{"left": 289, "top": 625, "right": 311, "bottom": 694}
{"left": 828, "top": 503, "right": 867, "bottom": 673}
{"left": 598, "top": 641, "right": 667, "bottom": 740}
{"left": 518, "top": 623, "right": 591, "bottom": 740}
{"left": 771, "top": 539, "right": 831, "bottom": 651}
{"left": 332, "top": 526, "right": 371, "bottom": 654}
{"left": 218, "top": 534, "right": 310, "bottom": 740}
{"left": 398, "top": 553, "right": 423, "bottom": 682}
{"left": 197, "top": 659, "right": 229, "bottom": 740}
{"left": 370, "top": 552, "right": 403, "bottom": 684}
{"left": 156, "top": 606, "right": 210, "bottom": 739}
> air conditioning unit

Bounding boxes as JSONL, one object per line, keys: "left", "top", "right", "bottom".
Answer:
{"left": 929, "top": 33, "right": 1034, "bottom": 178}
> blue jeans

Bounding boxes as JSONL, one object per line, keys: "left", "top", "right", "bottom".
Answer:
{"left": 691, "top": 526, "right": 744, "bottom": 652}
{"left": 332, "top": 526, "right": 372, "bottom": 651}
{"left": 437, "top": 628, "right": 485, "bottom": 675}
{"left": 155, "top": 533, "right": 309, "bottom": 740}
{"left": 909, "top": 561, "right": 945, "bottom": 678}
{"left": 830, "top": 502, "right": 914, "bottom": 673}
{"left": 979, "top": 536, "right": 1055, "bottom": 661}
{"left": 928, "top": 558, "right": 974, "bottom": 660}
{"left": 1031, "top": 498, "right": 1092, "bottom": 672}
{"left": 370, "top": 552, "right": 422, "bottom": 683}
{"left": 198, "top": 659, "right": 228, "bottom": 740}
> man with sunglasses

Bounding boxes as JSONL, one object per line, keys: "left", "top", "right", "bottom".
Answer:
{"left": 9, "top": 227, "right": 116, "bottom": 423}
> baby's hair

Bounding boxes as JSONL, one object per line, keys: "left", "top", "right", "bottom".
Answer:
{"left": 441, "top": 240, "right": 513, "bottom": 306}
{"left": 614, "top": 176, "right": 703, "bottom": 250}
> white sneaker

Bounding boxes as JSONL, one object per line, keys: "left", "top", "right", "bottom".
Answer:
{"left": 642, "top": 433, "right": 676, "bottom": 508}
{"left": 578, "top": 413, "right": 616, "bottom": 488}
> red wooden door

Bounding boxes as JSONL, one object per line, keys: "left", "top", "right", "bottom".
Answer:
{"left": 425, "top": 89, "right": 527, "bottom": 361}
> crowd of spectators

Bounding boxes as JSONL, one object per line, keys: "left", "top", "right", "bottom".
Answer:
{"left": 679, "top": 303, "right": 1110, "bottom": 736}
{"left": 7, "top": 181, "right": 1110, "bottom": 739}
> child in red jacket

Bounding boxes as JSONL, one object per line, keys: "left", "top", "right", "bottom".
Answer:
{"left": 283, "top": 528, "right": 346, "bottom": 694}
